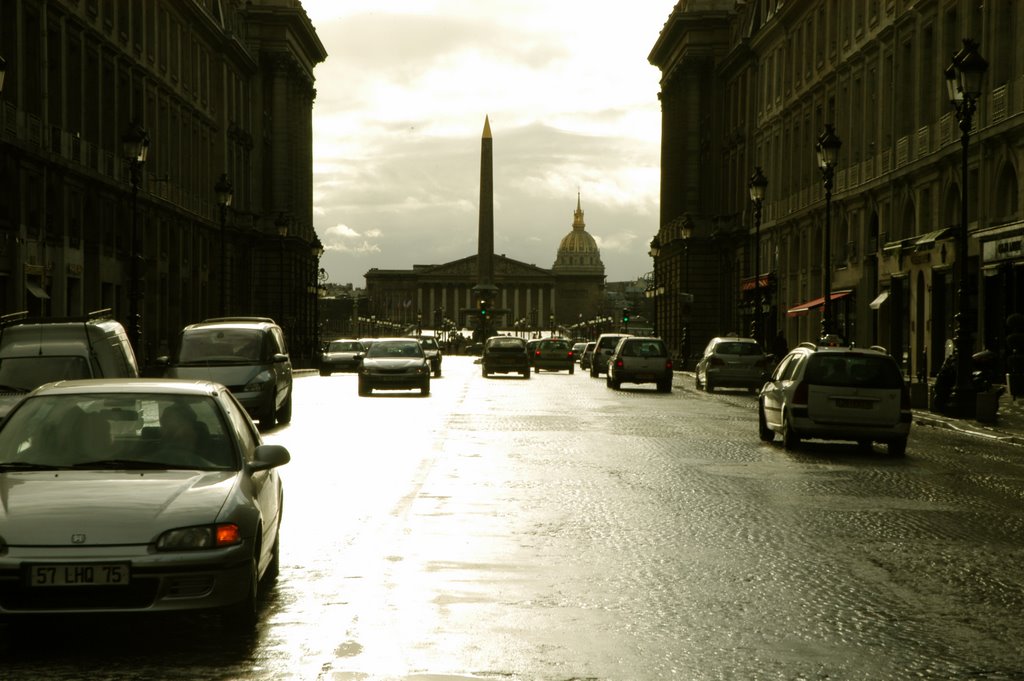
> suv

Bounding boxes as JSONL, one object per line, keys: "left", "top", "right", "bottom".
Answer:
{"left": 416, "top": 336, "right": 443, "bottom": 377}
{"left": 589, "top": 333, "right": 632, "bottom": 377}
{"left": 481, "top": 336, "right": 531, "bottom": 378}
{"left": 532, "top": 338, "right": 575, "bottom": 374}
{"left": 606, "top": 336, "right": 673, "bottom": 392}
{"left": 758, "top": 341, "right": 912, "bottom": 456}
{"left": 160, "top": 317, "right": 292, "bottom": 429}
{"left": 0, "top": 309, "right": 139, "bottom": 420}
{"left": 694, "top": 336, "right": 770, "bottom": 393}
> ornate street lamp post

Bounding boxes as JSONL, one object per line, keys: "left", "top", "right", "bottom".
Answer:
{"left": 215, "top": 173, "right": 233, "bottom": 316}
{"left": 945, "top": 38, "right": 988, "bottom": 416}
{"left": 122, "top": 121, "right": 150, "bottom": 357}
{"left": 649, "top": 236, "right": 661, "bottom": 336}
{"left": 748, "top": 167, "right": 768, "bottom": 345}
{"left": 815, "top": 124, "right": 842, "bottom": 341}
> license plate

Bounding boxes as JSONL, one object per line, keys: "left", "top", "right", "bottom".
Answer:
{"left": 28, "top": 563, "right": 131, "bottom": 587}
{"left": 835, "top": 398, "right": 871, "bottom": 409}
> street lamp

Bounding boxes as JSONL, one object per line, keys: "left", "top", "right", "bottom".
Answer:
{"left": 649, "top": 237, "right": 661, "bottom": 336}
{"left": 311, "top": 237, "right": 324, "bottom": 357}
{"left": 946, "top": 38, "right": 988, "bottom": 416}
{"left": 680, "top": 221, "right": 693, "bottom": 367}
{"left": 215, "top": 173, "right": 233, "bottom": 316}
{"left": 816, "top": 124, "right": 842, "bottom": 341}
{"left": 748, "top": 167, "right": 768, "bottom": 345}
{"left": 122, "top": 121, "right": 150, "bottom": 357}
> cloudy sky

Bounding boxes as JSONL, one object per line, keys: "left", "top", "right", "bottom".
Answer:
{"left": 302, "top": 0, "right": 674, "bottom": 288}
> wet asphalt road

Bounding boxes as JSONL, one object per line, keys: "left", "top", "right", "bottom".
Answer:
{"left": 2, "top": 356, "right": 1023, "bottom": 680}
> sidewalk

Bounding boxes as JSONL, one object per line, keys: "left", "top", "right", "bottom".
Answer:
{"left": 913, "top": 390, "right": 1024, "bottom": 447}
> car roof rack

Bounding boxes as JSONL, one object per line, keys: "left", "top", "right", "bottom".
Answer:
{"left": 1, "top": 308, "right": 114, "bottom": 328}
{"left": 201, "top": 316, "right": 276, "bottom": 324}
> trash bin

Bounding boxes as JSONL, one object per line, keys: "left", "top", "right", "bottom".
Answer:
{"left": 976, "top": 388, "right": 1002, "bottom": 424}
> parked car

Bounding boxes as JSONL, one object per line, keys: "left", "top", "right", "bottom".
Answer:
{"left": 758, "top": 341, "right": 912, "bottom": 456}
{"left": 571, "top": 342, "right": 588, "bottom": 362}
{"left": 358, "top": 337, "right": 430, "bottom": 396}
{"left": 533, "top": 338, "right": 575, "bottom": 374}
{"left": 481, "top": 336, "right": 531, "bottom": 378}
{"left": 589, "top": 333, "right": 632, "bottom": 377}
{"left": 0, "top": 378, "right": 290, "bottom": 627}
{"left": 416, "top": 335, "right": 443, "bottom": 377}
{"left": 606, "top": 336, "right": 673, "bottom": 392}
{"left": 319, "top": 339, "right": 365, "bottom": 375}
{"left": 694, "top": 336, "right": 770, "bottom": 393}
{"left": 159, "top": 317, "right": 292, "bottom": 429}
{"left": 0, "top": 309, "right": 139, "bottom": 421}
{"left": 579, "top": 342, "right": 597, "bottom": 370}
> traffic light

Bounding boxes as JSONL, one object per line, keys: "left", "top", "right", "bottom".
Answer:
{"left": 622, "top": 307, "right": 631, "bottom": 324}
{"left": 479, "top": 299, "right": 488, "bottom": 317}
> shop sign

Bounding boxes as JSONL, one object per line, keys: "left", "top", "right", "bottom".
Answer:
{"left": 983, "top": 235, "right": 1023, "bottom": 263}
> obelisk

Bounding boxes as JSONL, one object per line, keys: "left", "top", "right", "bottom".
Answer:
{"left": 473, "top": 116, "right": 498, "bottom": 338}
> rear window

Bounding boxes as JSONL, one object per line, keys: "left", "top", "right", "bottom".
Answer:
{"left": 713, "top": 341, "right": 762, "bottom": 356}
{"left": 621, "top": 340, "right": 667, "bottom": 357}
{"left": 178, "top": 328, "right": 264, "bottom": 363}
{"left": 598, "top": 336, "right": 624, "bottom": 350}
{"left": 328, "top": 341, "right": 362, "bottom": 352}
{"left": 805, "top": 354, "right": 904, "bottom": 389}
{"left": 486, "top": 338, "right": 526, "bottom": 352}
{"left": 541, "top": 340, "right": 570, "bottom": 351}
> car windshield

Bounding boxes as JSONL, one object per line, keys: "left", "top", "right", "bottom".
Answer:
{"left": 0, "top": 393, "right": 236, "bottom": 470}
{"left": 419, "top": 338, "right": 439, "bottom": 350}
{"left": 366, "top": 341, "right": 423, "bottom": 358}
{"left": 541, "top": 340, "right": 570, "bottom": 351}
{"left": 176, "top": 328, "right": 263, "bottom": 363}
{"left": 0, "top": 356, "right": 92, "bottom": 391}
{"left": 804, "top": 354, "right": 904, "bottom": 389}
{"left": 328, "top": 341, "right": 362, "bottom": 352}
{"left": 714, "top": 342, "right": 762, "bottom": 356}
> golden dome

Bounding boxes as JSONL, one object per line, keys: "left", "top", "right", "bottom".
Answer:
{"left": 553, "top": 194, "right": 604, "bottom": 271}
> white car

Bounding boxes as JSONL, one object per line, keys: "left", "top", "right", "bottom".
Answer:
{"left": 589, "top": 333, "right": 632, "bottom": 377}
{"left": 606, "top": 336, "right": 673, "bottom": 392}
{"left": 758, "top": 342, "right": 912, "bottom": 456}
{"left": 694, "top": 336, "right": 770, "bottom": 393}
{"left": 0, "top": 378, "right": 290, "bottom": 627}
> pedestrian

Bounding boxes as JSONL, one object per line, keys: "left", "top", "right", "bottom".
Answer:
{"left": 772, "top": 329, "right": 789, "bottom": 360}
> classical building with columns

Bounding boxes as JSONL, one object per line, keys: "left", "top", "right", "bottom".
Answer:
{"left": 363, "top": 196, "right": 606, "bottom": 335}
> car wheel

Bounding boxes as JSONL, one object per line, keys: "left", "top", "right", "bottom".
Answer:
{"left": 259, "top": 409, "right": 276, "bottom": 429}
{"left": 857, "top": 439, "right": 873, "bottom": 453}
{"left": 433, "top": 367, "right": 441, "bottom": 378}
{"left": 694, "top": 375, "right": 702, "bottom": 390}
{"left": 276, "top": 392, "right": 292, "bottom": 424}
{"left": 358, "top": 378, "right": 371, "bottom": 396}
{"left": 534, "top": 366, "right": 539, "bottom": 373}
{"left": 782, "top": 419, "right": 800, "bottom": 451}
{"left": 421, "top": 381, "right": 430, "bottom": 396}
{"left": 888, "top": 438, "right": 908, "bottom": 458}
{"left": 523, "top": 370, "right": 531, "bottom": 379}
{"left": 590, "top": 365, "right": 599, "bottom": 378}
{"left": 705, "top": 377, "right": 715, "bottom": 393}
{"left": 264, "top": 533, "right": 281, "bottom": 587}
{"left": 758, "top": 403, "right": 775, "bottom": 442}
{"left": 569, "top": 365, "right": 574, "bottom": 375}
{"left": 319, "top": 369, "right": 331, "bottom": 377}
{"left": 611, "top": 377, "right": 621, "bottom": 390}
{"left": 221, "top": 557, "right": 259, "bottom": 630}
{"left": 482, "top": 367, "right": 490, "bottom": 377}
{"left": 657, "top": 379, "right": 671, "bottom": 393}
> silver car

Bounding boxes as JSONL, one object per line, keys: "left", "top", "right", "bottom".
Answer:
{"left": 358, "top": 337, "right": 431, "bottom": 396}
{"left": 758, "top": 342, "right": 912, "bottom": 456}
{"left": 606, "top": 336, "right": 673, "bottom": 392}
{"left": 0, "top": 378, "right": 290, "bottom": 627}
{"left": 320, "top": 338, "right": 365, "bottom": 376}
{"left": 694, "top": 336, "right": 770, "bottom": 393}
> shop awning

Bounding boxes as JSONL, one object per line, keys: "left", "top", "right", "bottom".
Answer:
{"left": 869, "top": 290, "right": 890, "bottom": 309}
{"left": 786, "top": 289, "right": 853, "bottom": 316}
{"left": 25, "top": 282, "right": 50, "bottom": 299}
{"left": 882, "top": 227, "right": 957, "bottom": 253}
{"left": 740, "top": 275, "right": 772, "bottom": 292}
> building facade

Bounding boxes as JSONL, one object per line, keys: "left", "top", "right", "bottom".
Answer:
{"left": 649, "top": 0, "right": 1023, "bottom": 377}
{"left": 364, "top": 197, "right": 607, "bottom": 337}
{"left": 0, "top": 0, "right": 326, "bottom": 364}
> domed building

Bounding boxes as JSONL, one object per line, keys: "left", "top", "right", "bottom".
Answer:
{"left": 363, "top": 195, "right": 606, "bottom": 333}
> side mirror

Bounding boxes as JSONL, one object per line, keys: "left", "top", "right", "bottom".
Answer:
{"left": 249, "top": 444, "right": 291, "bottom": 471}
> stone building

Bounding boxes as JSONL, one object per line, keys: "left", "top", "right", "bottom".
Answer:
{"left": 364, "top": 196, "right": 606, "bottom": 335}
{"left": 649, "top": 0, "right": 1023, "bottom": 377}
{"left": 0, "top": 0, "right": 326, "bottom": 364}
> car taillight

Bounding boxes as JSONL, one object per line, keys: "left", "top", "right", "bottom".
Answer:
{"left": 665, "top": 359, "right": 674, "bottom": 370}
{"left": 792, "top": 380, "right": 808, "bottom": 405}
{"left": 615, "top": 358, "right": 624, "bottom": 368}
{"left": 709, "top": 356, "right": 726, "bottom": 367}
{"left": 567, "top": 351, "right": 574, "bottom": 359}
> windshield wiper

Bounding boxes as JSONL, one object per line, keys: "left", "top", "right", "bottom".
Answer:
{"left": 71, "top": 459, "right": 175, "bottom": 470}
{"left": 0, "top": 461, "right": 62, "bottom": 471}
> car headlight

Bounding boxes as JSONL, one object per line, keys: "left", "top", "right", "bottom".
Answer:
{"left": 156, "top": 523, "right": 242, "bottom": 551}
{"left": 244, "top": 370, "right": 274, "bottom": 392}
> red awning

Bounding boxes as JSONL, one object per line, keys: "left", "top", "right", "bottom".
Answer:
{"left": 786, "top": 289, "right": 853, "bottom": 316}
{"left": 740, "top": 275, "right": 772, "bottom": 292}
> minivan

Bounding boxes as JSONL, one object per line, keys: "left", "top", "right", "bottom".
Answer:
{"left": 160, "top": 317, "right": 292, "bottom": 428}
{"left": 0, "top": 309, "right": 139, "bottom": 420}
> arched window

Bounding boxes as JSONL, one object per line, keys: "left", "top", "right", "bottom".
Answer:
{"left": 994, "top": 162, "right": 1019, "bottom": 222}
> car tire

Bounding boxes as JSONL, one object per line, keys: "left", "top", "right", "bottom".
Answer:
{"left": 657, "top": 379, "right": 671, "bottom": 393}
{"left": 433, "top": 367, "right": 441, "bottom": 378}
{"left": 421, "top": 381, "right": 430, "bottom": 396}
{"left": 260, "top": 409, "right": 276, "bottom": 430}
{"left": 276, "top": 392, "right": 292, "bottom": 424}
{"left": 782, "top": 419, "right": 800, "bottom": 451}
{"left": 358, "top": 378, "right": 371, "bottom": 396}
{"left": 857, "top": 439, "right": 873, "bottom": 453}
{"left": 705, "top": 377, "right": 715, "bottom": 393}
{"left": 264, "top": 532, "right": 281, "bottom": 587}
{"left": 611, "top": 377, "right": 621, "bottom": 390}
{"left": 888, "top": 438, "right": 907, "bottom": 458}
{"left": 694, "top": 375, "right": 702, "bottom": 390}
{"left": 482, "top": 367, "right": 490, "bottom": 377}
{"left": 523, "top": 370, "right": 531, "bottom": 379}
{"left": 758, "top": 403, "right": 775, "bottom": 442}
{"left": 222, "top": 557, "right": 259, "bottom": 630}
{"left": 320, "top": 369, "right": 331, "bottom": 377}
{"left": 569, "top": 365, "right": 574, "bottom": 375}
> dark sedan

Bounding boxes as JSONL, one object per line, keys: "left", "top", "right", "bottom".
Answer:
{"left": 358, "top": 337, "right": 431, "bottom": 396}
{"left": 481, "top": 336, "right": 531, "bottom": 378}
